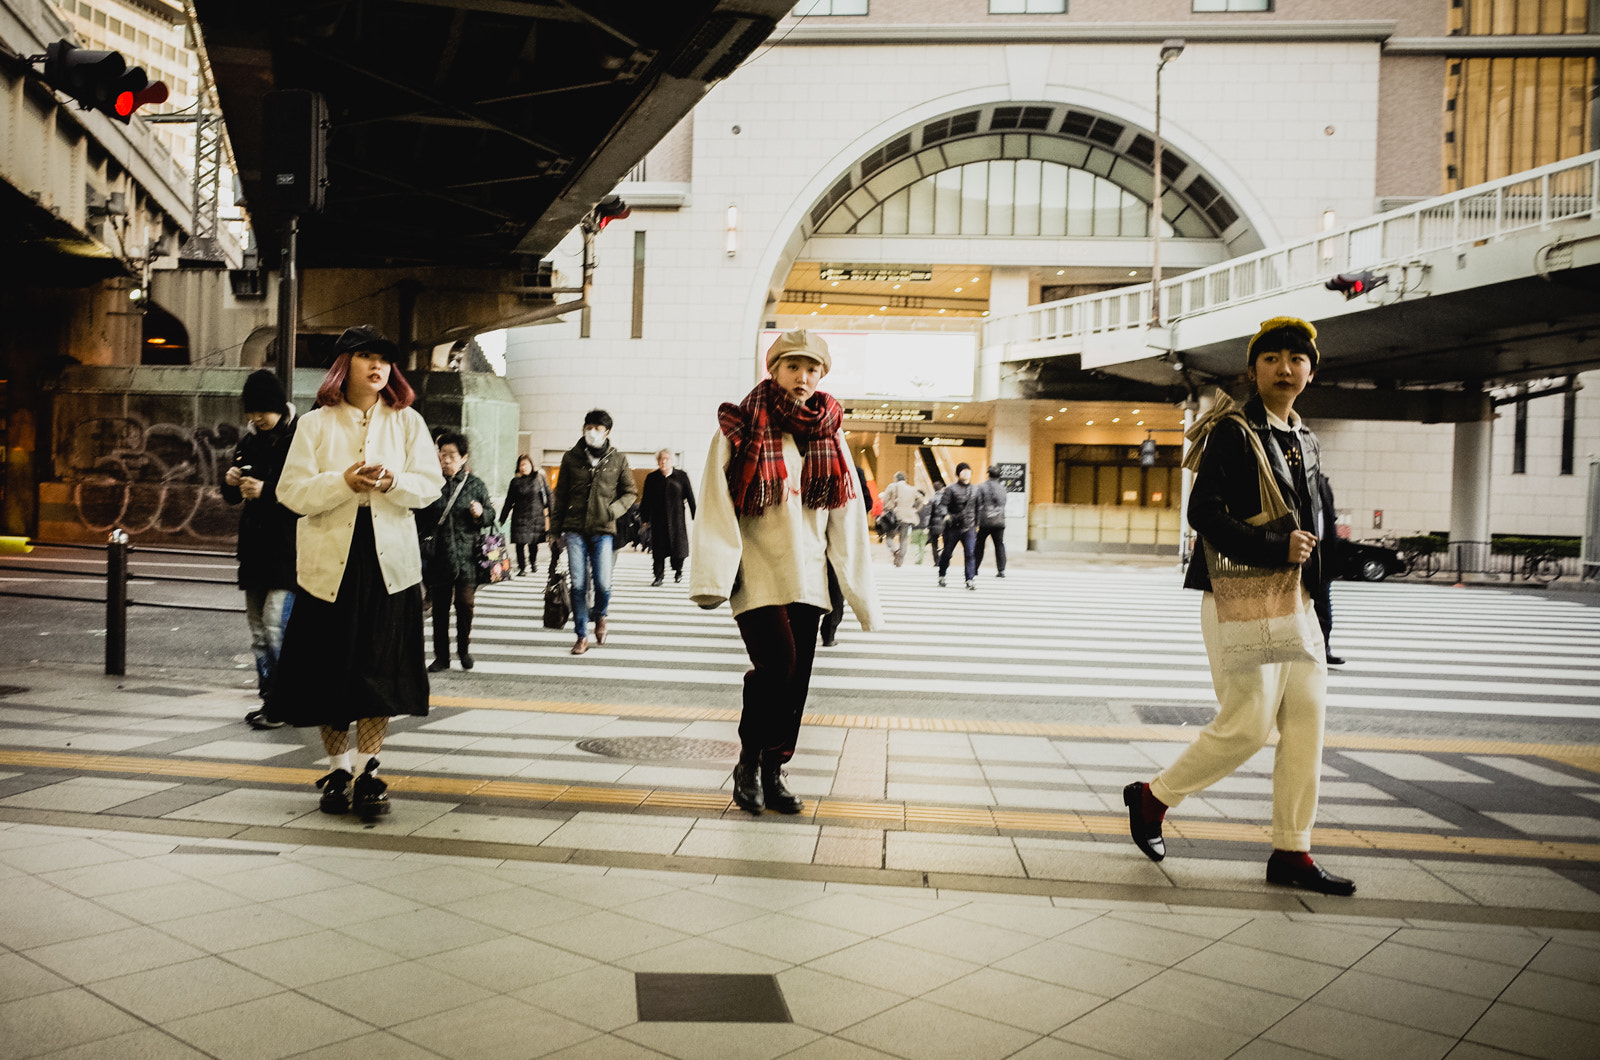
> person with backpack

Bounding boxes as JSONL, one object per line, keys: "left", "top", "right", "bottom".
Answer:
{"left": 221, "top": 369, "right": 299, "bottom": 729}
{"left": 972, "top": 464, "right": 1009, "bottom": 578}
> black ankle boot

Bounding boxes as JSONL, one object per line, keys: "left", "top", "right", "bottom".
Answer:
{"left": 732, "top": 750, "right": 763, "bottom": 815}
{"left": 316, "top": 769, "right": 352, "bottom": 815}
{"left": 352, "top": 758, "right": 390, "bottom": 820}
{"left": 760, "top": 751, "right": 803, "bottom": 815}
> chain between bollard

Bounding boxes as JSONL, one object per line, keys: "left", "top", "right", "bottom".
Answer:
{"left": 106, "top": 529, "right": 129, "bottom": 676}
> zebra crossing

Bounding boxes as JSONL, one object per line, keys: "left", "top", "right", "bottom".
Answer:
{"left": 467, "top": 551, "right": 1600, "bottom": 720}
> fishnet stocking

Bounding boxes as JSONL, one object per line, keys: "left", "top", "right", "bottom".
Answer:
{"left": 318, "top": 717, "right": 388, "bottom": 758}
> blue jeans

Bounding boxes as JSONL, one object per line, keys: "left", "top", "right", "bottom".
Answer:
{"left": 244, "top": 588, "right": 295, "bottom": 698}
{"left": 566, "top": 533, "right": 614, "bottom": 638}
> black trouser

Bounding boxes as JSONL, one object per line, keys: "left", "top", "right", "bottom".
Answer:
{"left": 429, "top": 580, "right": 476, "bottom": 661}
{"left": 1312, "top": 576, "right": 1334, "bottom": 654}
{"left": 514, "top": 541, "right": 540, "bottom": 574}
{"left": 974, "top": 526, "right": 1006, "bottom": 573}
{"left": 821, "top": 561, "right": 845, "bottom": 642}
{"left": 652, "top": 552, "right": 684, "bottom": 580}
{"left": 734, "top": 603, "right": 823, "bottom": 760}
{"left": 938, "top": 529, "right": 977, "bottom": 581}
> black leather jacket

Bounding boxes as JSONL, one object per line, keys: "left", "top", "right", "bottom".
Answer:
{"left": 1184, "top": 395, "right": 1324, "bottom": 592}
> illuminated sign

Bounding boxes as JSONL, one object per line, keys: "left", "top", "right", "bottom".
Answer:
{"left": 844, "top": 408, "right": 932, "bottom": 422}
{"left": 895, "top": 435, "right": 985, "bottom": 448}
{"left": 819, "top": 265, "right": 933, "bottom": 283}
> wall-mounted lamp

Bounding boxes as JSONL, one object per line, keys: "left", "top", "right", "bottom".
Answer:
{"left": 725, "top": 204, "right": 738, "bottom": 258}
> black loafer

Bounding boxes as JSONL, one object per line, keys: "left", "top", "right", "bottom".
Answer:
{"left": 1123, "top": 782, "right": 1165, "bottom": 862}
{"left": 1266, "top": 858, "right": 1356, "bottom": 896}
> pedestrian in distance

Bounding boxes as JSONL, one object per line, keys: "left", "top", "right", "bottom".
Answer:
{"left": 263, "top": 325, "right": 444, "bottom": 821}
{"left": 420, "top": 430, "right": 494, "bottom": 672}
{"left": 551, "top": 409, "right": 636, "bottom": 655}
{"left": 878, "top": 471, "right": 925, "bottom": 567}
{"left": 691, "top": 330, "right": 880, "bottom": 815}
{"left": 641, "top": 448, "right": 697, "bottom": 586}
{"left": 222, "top": 369, "right": 299, "bottom": 729}
{"left": 937, "top": 462, "right": 979, "bottom": 589}
{"left": 499, "top": 454, "right": 551, "bottom": 578}
{"left": 925, "top": 485, "right": 948, "bottom": 565}
{"left": 1124, "top": 316, "right": 1355, "bottom": 896}
{"left": 972, "top": 463, "right": 1009, "bottom": 578}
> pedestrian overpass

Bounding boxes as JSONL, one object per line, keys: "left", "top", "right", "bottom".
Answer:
{"left": 979, "top": 150, "right": 1600, "bottom": 549}
{"left": 982, "top": 150, "right": 1600, "bottom": 401}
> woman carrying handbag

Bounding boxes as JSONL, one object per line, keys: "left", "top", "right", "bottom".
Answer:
{"left": 1123, "top": 317, "right": 1356, "bottom": 897}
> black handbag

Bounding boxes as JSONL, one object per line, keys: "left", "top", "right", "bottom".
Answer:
{"left": 542, "top": 549, "right": 571, "bottom": 630}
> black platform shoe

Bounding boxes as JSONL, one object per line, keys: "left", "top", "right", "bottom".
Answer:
{"left": 316, "top": 769, "right": 352, "bottom": 815}
{"left": 732, "top": 752, "right": 764, "bottom": 815}
{"left": 1123, "top": 782, "right": 1165, "bottom": 862}
{"left": 760, "top": 751, "right": 803, "bottom": 815}
{"left": 352, "top": 758, "right": 391, "bottom": 820}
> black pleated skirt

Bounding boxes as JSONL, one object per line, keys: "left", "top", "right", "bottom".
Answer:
{"left": 265, "top": 508, "right": 429, "bottom": 727}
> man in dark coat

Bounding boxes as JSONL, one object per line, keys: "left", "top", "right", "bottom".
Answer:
{"left": 551, "top": 409, "right": 637, "bottom": 654}
{"left": 641, "top": 448, "right": 697, "bottom": 586}
{"left": 937, "top": 462, "right": 979, "bottom": 589}
{"left": 419, "top": 430, "right": 495, "bottom": 671}
{"left": 221, "top": 370, "right": 299, "bottom": 729}
{"left": 499, "top": 455, "right": 551, "bottom": 577}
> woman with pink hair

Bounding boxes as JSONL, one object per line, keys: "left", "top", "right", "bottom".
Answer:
{"left": 263, "top": 326, "right": 444, "bottom": 820}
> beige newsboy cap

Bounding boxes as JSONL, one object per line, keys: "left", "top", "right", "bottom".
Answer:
{"left": 765, "top": 329, "right": 831, "bottom": 375}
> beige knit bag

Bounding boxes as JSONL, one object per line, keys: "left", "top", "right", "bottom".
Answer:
{"left": 1189, "top": 404, "right": 1324, "bottom": 671}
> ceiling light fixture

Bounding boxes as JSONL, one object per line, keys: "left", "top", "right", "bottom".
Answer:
{"left": 1112, "top": 418, "right": 1120, "bottom": 423}
{"left": 1086, "top": 420, "right": 1094, "bottom": 425}
{"left": 1056, "top": 269, "right": 1064, "bottom": 275}
{"left": 954, "top": 287, "right": 963, "bottom": 293}
{"left": 1045, "top": 415, "right": 1054, "bottom": 421}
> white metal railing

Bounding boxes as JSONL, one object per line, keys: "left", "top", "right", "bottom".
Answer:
{"left": 983, "top": 150, "right": 1600, "bottom": 351}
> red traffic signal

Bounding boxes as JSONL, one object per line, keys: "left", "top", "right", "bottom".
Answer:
{"left": 38, "top": 40, "right": 167, "bottom": 124}
{"left": 1324, "top": 270, "right": 1388, "bottom": 300}
{"left": 593, "top": 195, "right": 631, "bottom": 231}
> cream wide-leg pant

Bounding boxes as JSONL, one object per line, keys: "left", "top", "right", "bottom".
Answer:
{"left": 1149, "top": 591, "right": 1328, "bottom": 851}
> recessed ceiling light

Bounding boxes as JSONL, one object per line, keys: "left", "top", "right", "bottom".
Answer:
{"left": 1112, "top": 418, "right": 1120, "bottom": 423}
{"left": 1056, "top": 269, "right": 1065, "bottom": 276}
{"left": 879, "top": 305, "right": 888, "bottom": 311}
{"left": 952, "top": 405, "right": 960, "bottom": 410}
{"left": 954, "top": 287, "right": 963, "bottom": 293}
{"left": 947, "top": 413, "right": 955, "bottom": 418}
{"left": 1086, "top": 420, "right": 1094, "bottom": 426}
{"left": 1128, "top": 271, "right": 1137, "bottom": 276}
{"left": 1045, "top": 415, "right": 1054, "bottom": 421}
{"left": 1136, "top": 420, "right": 1144, "bottom": 426}
{"left": 938, "top": 308, "right": 946, "bottom": 313}
{"left": 893, "top": 284, "right": 901, "bottom": 289}
{"left": 1132, "top": 409, "right": 1140, "bottom": 414}
{"left": 820, "top": 303, "right": 828, "bottom": 308}
{"left": 1058, "top": 407, "right": 1067, "bottom": 412}
{"left": 982, "top": 311, "right": 989, "bottom": 316}
{"left": 972, "top": 276, "right": 979, "bottom": 283}
{"left": 830, "top": 281, "right": 839, "bottom": 286}
{"left": 810, "top": 310, "right": 817, "bottom": 315}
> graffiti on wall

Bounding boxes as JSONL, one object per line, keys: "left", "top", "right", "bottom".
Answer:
{"left": 65, "top": 416, "right": 242, "bottom": 541}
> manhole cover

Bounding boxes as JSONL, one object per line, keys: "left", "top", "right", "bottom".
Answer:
{"left": 0, "top": 685, "right": 27, "bottom": 697}
{"left": 1134, "top": 705, "right": 1216, "bottom": 727}
{"left": 577, "top": 736, "right": 741, "bottom": 761}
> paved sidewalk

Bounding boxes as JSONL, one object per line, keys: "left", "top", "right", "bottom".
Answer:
{"left": 0, "top": 664, "right": 1598, "bottom": 1058}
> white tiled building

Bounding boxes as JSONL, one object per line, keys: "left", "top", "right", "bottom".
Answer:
{"left": 506, "top": 0, "right": 1598, "bottom": 546}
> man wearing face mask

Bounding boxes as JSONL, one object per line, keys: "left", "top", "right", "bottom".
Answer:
{"left": 552, "top": 409, "right": 637, "bottom": 655}
{"left": 936, "top": 462, "right": 979, "bottom": 590}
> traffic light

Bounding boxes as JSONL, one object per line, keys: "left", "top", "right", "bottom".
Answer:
{"left": 593, "top": 195, "right": 631, "bottom": 231}
{"left": 38, "top": 40, "right": 167, "bottom": 124}
{"left": 1324, "top": 270, "right": 1388, "bottom": 300}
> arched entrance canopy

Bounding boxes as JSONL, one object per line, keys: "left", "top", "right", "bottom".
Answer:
{"left": 804, "top": 103, "right": 1255, "bottom": 249}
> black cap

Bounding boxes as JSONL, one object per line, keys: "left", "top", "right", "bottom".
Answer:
{"left": 334, "top": 324, "right": 401, "bottom": 363}
{"left": 241, "top": 369, "right": 288, "bottom": 415}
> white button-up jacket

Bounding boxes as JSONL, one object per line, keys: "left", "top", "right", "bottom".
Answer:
{"left": 276, "top": 401, "right": 445, "bottom": 602}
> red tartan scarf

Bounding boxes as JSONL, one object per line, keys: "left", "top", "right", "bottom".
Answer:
{"left": 718, "top": 378, "right": 854, "bottom": 518}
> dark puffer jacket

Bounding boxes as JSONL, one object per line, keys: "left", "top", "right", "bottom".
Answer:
{"left": 940, "top": 480, "right": 979, "bottom": 535}
{"left": 551, "top": 440, "right": 637, "bottom": 537}
{"left": 221, "top": 412, "right": 299, "bottom": 591}
{"left": 418, "top": 471, "right": 495, "bottom": 585}
{"left": 1184, "top": 395, "right": 1325, "bottom": 593}
{"left": 500, "top": 471, "right": 551, "bottom": 544}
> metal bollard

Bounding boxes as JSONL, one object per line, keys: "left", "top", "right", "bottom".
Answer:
{"left": 106, "top": 529, "right": 129, "bottom": 675}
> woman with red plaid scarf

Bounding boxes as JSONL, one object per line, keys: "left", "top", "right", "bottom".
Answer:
{"left": 691, "top": 330, "right": 882, "bottom": 815}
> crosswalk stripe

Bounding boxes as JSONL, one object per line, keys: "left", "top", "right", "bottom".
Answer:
{"left": 465, "top": 556, "right": 1600, "bottom": 719}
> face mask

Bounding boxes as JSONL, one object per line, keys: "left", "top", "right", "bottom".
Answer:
{"left": 584, "top": 428, "right": 607, "bottom": 448}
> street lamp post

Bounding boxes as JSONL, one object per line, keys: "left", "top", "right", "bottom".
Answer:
{"left": 1150, "top": 37, "right": 1185, "bottom": 328}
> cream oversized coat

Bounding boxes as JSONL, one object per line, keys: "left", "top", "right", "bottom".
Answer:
{"left": 276, "top": 401, "right": 445, "bottom": 602}
{"left": 689, "top": 427, "right": 881, "bottom": 629}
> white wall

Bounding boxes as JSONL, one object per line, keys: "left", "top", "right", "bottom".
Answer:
{"left": 506, "top": 36, "right": 1385, "bottom": 484}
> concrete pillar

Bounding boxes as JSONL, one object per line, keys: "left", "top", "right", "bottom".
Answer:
{"left": 978, "top": 266, "right": 1032, "bottom": 400}
{"left": 989, "top": 399, "right": 1033, "bottom": 539}
{"left": 1448, "top": 389, "right": 1494, "bottom": 576}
